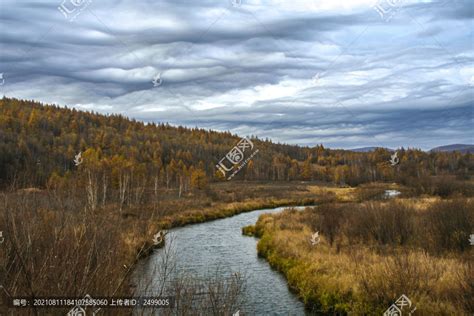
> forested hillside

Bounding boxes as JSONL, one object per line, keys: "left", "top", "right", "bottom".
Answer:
{"left": 0, "top": 97, "right": 473, "bottom": 192}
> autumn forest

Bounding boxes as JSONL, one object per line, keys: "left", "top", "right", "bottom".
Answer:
{"left": 1, "top": 97, "right": 472, "bottom": 194}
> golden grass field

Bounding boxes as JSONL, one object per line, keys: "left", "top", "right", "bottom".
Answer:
{"left": 247, "top": 196, "right": 473, "bottom": 315}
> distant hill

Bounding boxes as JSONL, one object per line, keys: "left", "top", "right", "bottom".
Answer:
{"left": 0, "top": 97, "right": 472, "bottom": 188}
{"left": 349, "top": 144, "right": 474, "bottom": 154}
{"left": 348, "top": 147, "right": 393, "bottom": 152}
{"left": 430, "top": 144, "right": 474, "bottom": 154}
{"left": 0, "top": 97, "right": 315, "bottom": 187}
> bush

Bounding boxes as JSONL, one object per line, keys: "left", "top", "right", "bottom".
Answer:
{"left": 347, "top": 202, "right": 415, "bottom": 246}
{"left": 404, "top": 175, "right": 474, "bottom": 198}
{"left": 241, "top": 225, "right": 255, "bottom": 236}
{"left": 423, "top": 199, "right": 474, "bottom": 252}
{"left": 355, "top": 185, "right": 387, "bottom": 202}
{"left": 432, "top": 176, "right": 462, "bottom": 197}
{"left": 308, "top": 204, "right": 345, "bottom": 246}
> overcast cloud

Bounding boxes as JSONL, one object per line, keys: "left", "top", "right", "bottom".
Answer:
{"left": 0, "top": 0, "right": 473, "bottom": 149}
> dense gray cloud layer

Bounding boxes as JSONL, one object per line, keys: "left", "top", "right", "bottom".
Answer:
{"left": 0, "top": 0, "right": 472, "bottom": 149}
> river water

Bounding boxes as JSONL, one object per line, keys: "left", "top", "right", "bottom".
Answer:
{"left": 134, "top": 206, "right": 307, "bottom": 315}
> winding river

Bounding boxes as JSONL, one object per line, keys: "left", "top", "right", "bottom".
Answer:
{"left": 134, "top": 206, "right": 307, "bottom": 315}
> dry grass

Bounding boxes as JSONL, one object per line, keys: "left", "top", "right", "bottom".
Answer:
{"left": 0, "top": 192, "right": 154, "bottom": 315}
{"left": 309, "top": 186, "right": 357, "bottom": 202}
{"left": 0, "top": 181, "right": 345, "bottom": 314}
{"left": 252, "top": 199, "right": 474, "bottom": 315}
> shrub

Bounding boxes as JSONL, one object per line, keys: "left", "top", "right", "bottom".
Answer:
{"left": 347, "top": 202, "right": 415, "bottom": 246}
{"left": 308, "top": 204, "right": 345, "bottom": 246}
{"left": 423, "top": 199, "right": 474, "bottom": 252}
{"left": 355, "top": 185, "right": 387, "bottom": 202}
{"left": 241, "top": 225, "right": 255, "bottom": 236}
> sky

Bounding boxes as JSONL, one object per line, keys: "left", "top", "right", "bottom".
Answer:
{"left": 0, "top": 0, "right": 473, "bottom": 150}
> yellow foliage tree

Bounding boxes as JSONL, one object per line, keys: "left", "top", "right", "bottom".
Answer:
{"left": 191, "top": 168, "right": 208, "bottom": 190}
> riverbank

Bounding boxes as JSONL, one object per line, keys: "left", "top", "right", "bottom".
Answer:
{"left": 245, "top": 197, "right": 473, "bottom": 314}
{"left": 132, "top": 181, "right": 367, "bottom": 260}
{"left": 0, "top": 181, "right": 353, "bottom": 315}
{"left": 0, "top": 181, "right": 405, "bottom": 314}
{"left": 136, "top": 197, "right": 318, "bottom": 259}
{"left": 135, "top": 204, "right": 309, "bottom": 315}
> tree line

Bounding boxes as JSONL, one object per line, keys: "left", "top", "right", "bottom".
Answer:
{"left": 0, "top": 97, "right": 472, "bottom": 194}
